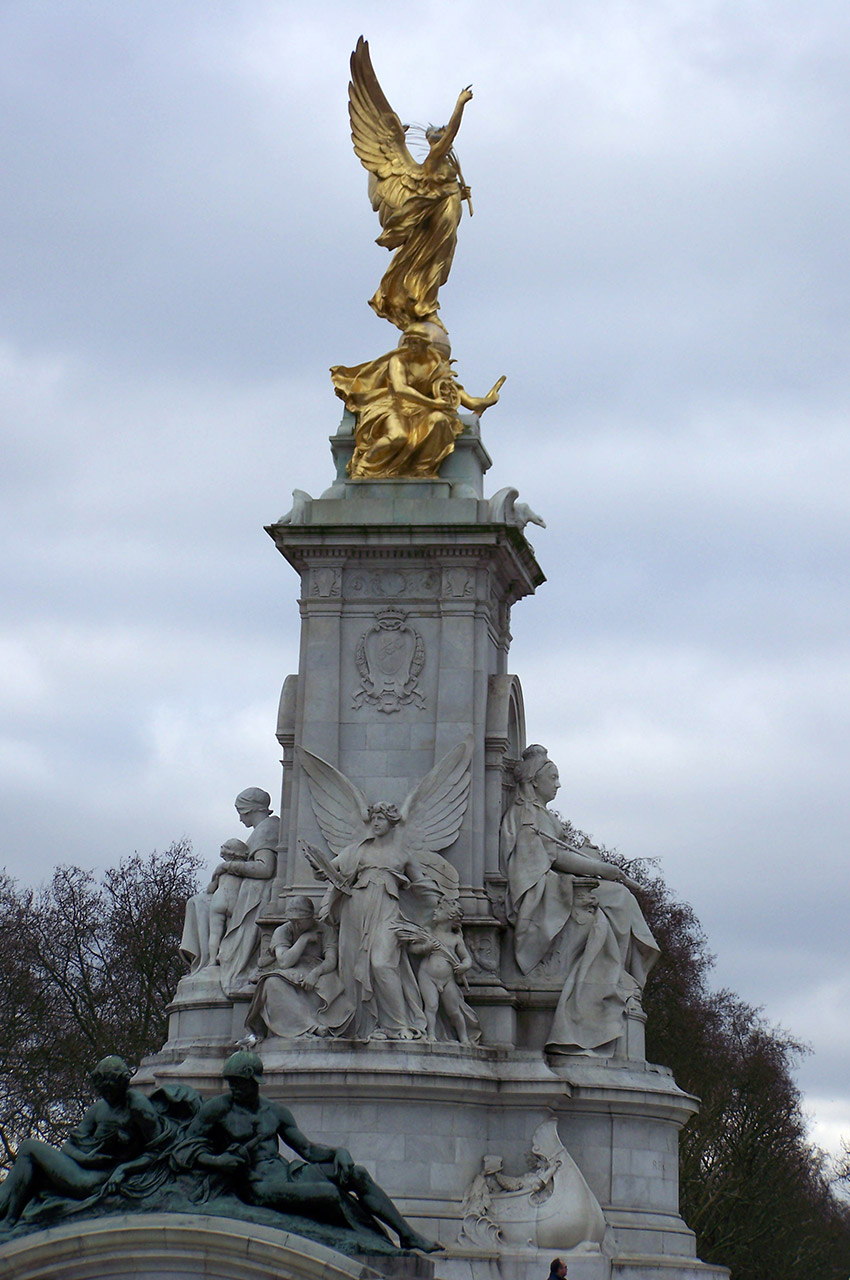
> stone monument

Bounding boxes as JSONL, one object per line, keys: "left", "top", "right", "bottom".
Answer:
{"left": 0, "top": 36, "right": 729, "bottom": 1280}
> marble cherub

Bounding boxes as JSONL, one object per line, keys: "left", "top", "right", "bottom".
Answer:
{"left": 393, "top": 897, "right": 481, "bottom": 1045}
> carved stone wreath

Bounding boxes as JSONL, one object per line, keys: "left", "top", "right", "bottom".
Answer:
{"left": 352, "top": 607, "right": 426, "bottom": 713}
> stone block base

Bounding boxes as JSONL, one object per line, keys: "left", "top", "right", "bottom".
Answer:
{"left": 0, "top": 1213, "right": 429, "bottom": 1280}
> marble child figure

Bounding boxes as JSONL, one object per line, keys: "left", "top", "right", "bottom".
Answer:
{"left": 179, "top": 788, "right": 279, "bottom": 995}
{"left": 395, "top": 898, "right": 481, "bottom": 1045}
{"left": 500, "top": 745, "right": 660, "bottom": 1054}
{"left": 205, "top": 838, "right": 251, "bottom": 966}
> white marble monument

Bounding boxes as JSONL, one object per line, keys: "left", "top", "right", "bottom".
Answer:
{"left": 132, "top": 405, "right": 728, "bottom": 1280}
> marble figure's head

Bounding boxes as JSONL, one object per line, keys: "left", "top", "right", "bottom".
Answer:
{"left": 284, "top": 895, "right": 316, "bottom": 922}
{"left": 515, "top": 744, "right": 560, "bottom": 805}
{"left": 220, "top": 837, "right": 250, "bottom": 862}
{"left": 434, "top": 896, "right": 463, "bottom": 924}
{"left": 367, "top": 803, "right": 401, "bottom": 836}
{"left": 234, "top": 787, "right": 272, "bottom": 826}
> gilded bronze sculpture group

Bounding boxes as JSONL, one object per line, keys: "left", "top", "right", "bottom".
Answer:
{"left": 331, "top": 37, "right": 505, "bottom": 480}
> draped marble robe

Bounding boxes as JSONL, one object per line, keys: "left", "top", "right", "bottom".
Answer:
{"left": 501, "top": 796, "right": 659, "bottom": 1052}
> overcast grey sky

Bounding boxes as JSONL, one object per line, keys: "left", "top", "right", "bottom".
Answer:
{"left": 2, "top": 1, "right": 848, "bottom": 1157}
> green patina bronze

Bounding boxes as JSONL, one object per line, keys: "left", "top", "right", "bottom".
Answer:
{"left": 0, "top": 1052, "right": 438, "bottom": 1256}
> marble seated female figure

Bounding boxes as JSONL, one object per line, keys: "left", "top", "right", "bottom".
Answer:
{"left": 500, "top": 745, "right": 660, "bottom": 1054}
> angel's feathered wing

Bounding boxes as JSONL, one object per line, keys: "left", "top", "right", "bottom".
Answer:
{"left": 400, "top": 736, "right": 474, "bottom": 896}
{"left": 349, "top": 36, "right": 422, "bottom": 232}
{"left": 296, "top": 746, "right": 371, "bottom": 855}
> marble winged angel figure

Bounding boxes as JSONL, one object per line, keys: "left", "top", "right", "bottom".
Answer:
{"left": 297, "top": 737, "right": 473, "bottom": 1041}
{"left": 348, "top": 35, "right": 474, "bottom": 333}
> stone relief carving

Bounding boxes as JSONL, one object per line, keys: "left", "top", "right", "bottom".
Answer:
{"left": 393, "top": 898, "right": 481, "bottom": 1045}
{"left": 310, "top": 566, "right": 341, "bottom": 598}
{"left": 347, "top": 568, "right": 441, "bottom": 597}
{"left": 457, "top": 1117, "right": 610, "bottom": 1252}
{"left": 500, "top": 746, "right": 659, "bottom": 1055}
{"left": 296, "top": 737, "right": 472, "bottom": 1041}
{"left": 466, "top": 930, "right": 501, "bottom": 978}
{"left": 442, "top": 566, "right": 475, "bottom": 597}
{"left": 180, "top": 788, "right": 278, "bottom": 998}
{"left": 352, "top": 607, "right": 426, "bottom": 713}
{"left": 484, "top": 882, "right": 508, "bottom": 927}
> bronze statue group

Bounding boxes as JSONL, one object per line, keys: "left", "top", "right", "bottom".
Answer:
{"left": 0, "top": 1051, "right": 436, "bottom": 1253}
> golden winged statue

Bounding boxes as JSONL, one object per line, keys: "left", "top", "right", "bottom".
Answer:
{"left": 332, "top": 39, "right": 505, "bottom": 480}
{"left": 348, "top": 36, "right": 473, "bottom": 334}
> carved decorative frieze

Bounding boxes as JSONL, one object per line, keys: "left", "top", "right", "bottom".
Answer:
{"left": 346, "top": 568, "right": 441, "bottom": 598}
{"left": 442, "top": 566, "right": 475, "bottom": 598}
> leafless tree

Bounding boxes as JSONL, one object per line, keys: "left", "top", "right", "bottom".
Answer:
{"left": 0, "top": 842, "right": 199, "bottom": 1166}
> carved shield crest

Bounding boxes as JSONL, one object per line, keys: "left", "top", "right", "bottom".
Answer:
{"left": 352, "top": 607, "right": 425, "bottom": 713}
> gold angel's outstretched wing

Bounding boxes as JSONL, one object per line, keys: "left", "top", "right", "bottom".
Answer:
{"left": 400, "top": 736, "right": 474, "bottom": 895}
{"left": 297, "top": 746, "right": 371, "bottom": 855}
{"left": 349, "top": 36, "right": 422, "bottom": 232}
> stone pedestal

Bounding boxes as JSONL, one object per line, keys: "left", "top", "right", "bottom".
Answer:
{"left": 266, "top": 414, "right": 542, "bottom": 930}
{"left": 141, "top": 1036, "right": 726, "bottom": 1280}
